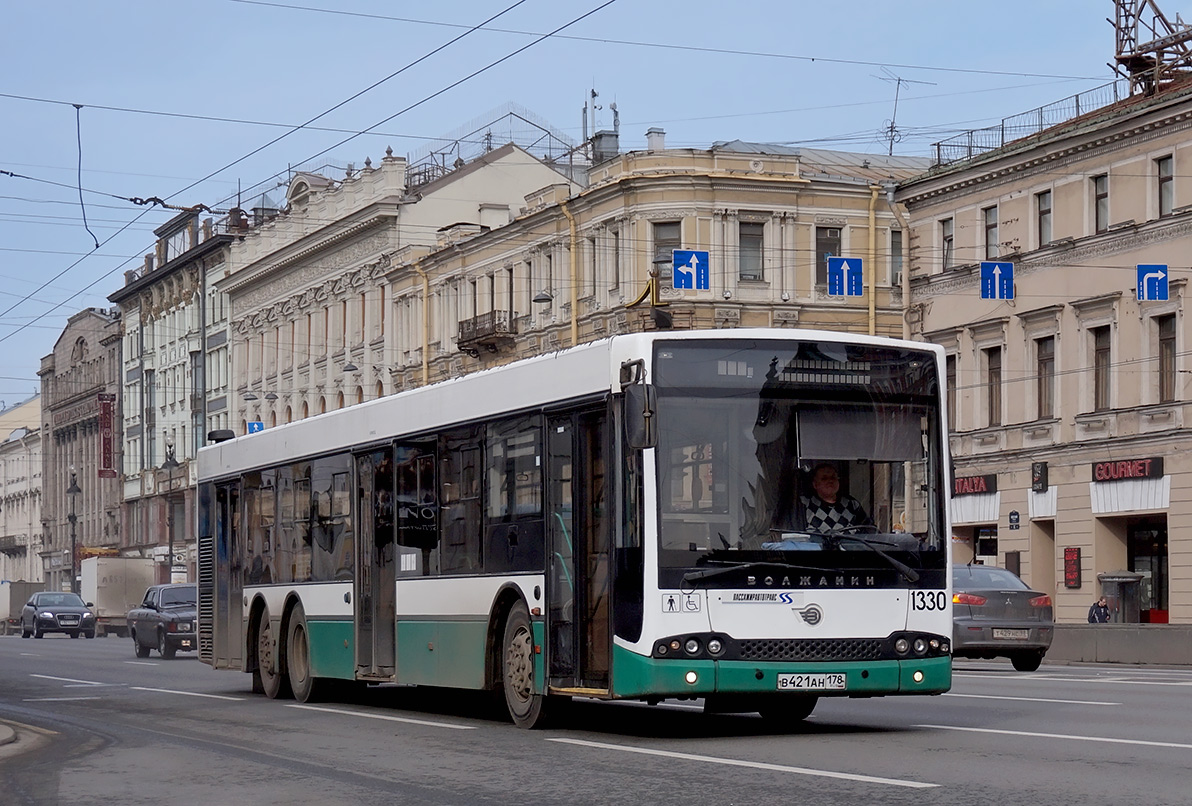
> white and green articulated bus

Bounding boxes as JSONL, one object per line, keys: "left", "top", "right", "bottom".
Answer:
{"left": 197, "top": 328, "right": 953, "bottom": 727}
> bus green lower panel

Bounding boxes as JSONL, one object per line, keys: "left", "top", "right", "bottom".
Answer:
{"left": 396, "top": 620, "right": 488, "bottom": 690}
{"left": 612, "top": 645, "right": 951, "bottom": 699}
{"left": 307, "top": 620, "right": 355, "bottom": 681}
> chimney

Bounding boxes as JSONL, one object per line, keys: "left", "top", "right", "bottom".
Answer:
{"left": 592, "top": 130, "right": 619, "bottom": 164}
{"left": 646, "top": 127, "right": 666, "bottom": 152}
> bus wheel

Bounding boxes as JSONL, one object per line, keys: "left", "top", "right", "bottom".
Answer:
{"left": 758, "top": 695, "right": 818, "bottom": 725}
{"left": 257, "top": 612, "right": 292, "bottom": 700}
{"left": 501, "top": 601, "right": 548, "bottom": 728}
{"left": 287, "top": 602, "right": 327, "bottom": 703}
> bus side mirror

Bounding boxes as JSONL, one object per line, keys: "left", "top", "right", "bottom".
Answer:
{"left": 624, "top": 384, "right": 657, "bottom": 450}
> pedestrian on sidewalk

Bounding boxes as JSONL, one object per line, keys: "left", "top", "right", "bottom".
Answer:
{"left": 1088, "top": 595, "right": 1111, "bottom": 623}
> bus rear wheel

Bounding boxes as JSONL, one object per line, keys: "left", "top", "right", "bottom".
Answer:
{"left": 287, "top": 603, "right": 327, "bottom": 703}
{"left": 758, "top": 695, "right": 819, "bottom": 725}
{"left": 501, "top": 601, "right": 550, "bottom": 728}
{"left": 257, "top": 612, "right": 292, "bottom": 700}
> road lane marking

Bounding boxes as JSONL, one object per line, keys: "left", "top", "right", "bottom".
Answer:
{"left": 919, "top": 724, "right": 1192, "bottom": 750}
{"left": 943, "top": 693, "right": 1119, "bottom": 706}
{"left": 130, "top": 687, "right": 244, "bottom": 701}
{"left": 124, "top": 661, "right": 159, "bottom": 667}
{"left": 548, "top": 738, "right": 937, "bottom": 789}
{"left": 30, "top": 674, "right": 113, "bottom": 686}
{"left": 287, "top": 704, "right": 478, "bottom": 730}
{"left": 22, "top": 697, "right": 104, "bottom": 702}
{"left": 955, "top": 672, "right": 1192, "bottom": 687}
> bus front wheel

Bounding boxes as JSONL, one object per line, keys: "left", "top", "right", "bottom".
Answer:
{"left": 758, "top": 695, "right": 819, "bottom": 724}
{"left": 501, "top": 601, "right": 549, "bottom": 728}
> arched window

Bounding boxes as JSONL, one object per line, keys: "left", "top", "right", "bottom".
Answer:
{"left": 302, "top": 401, "right": 310, "bottom": 419}
{"left": 356, "top": 386, "right": 364, "bottom": 405}
{"left": 375, "top": 381, "right": 384, "bottom": 400}
{"left": 285, "top": 406, "right": 293, "bottom": 424}
{"left": 319, "top": 397, "right": 326, "bottom": 414}
{"left": 336, "top": 391, "right": 345, "bottom": 409}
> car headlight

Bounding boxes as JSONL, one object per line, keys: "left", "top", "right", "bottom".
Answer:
{"left": 83, "top": 611, "right": 93, "bottom": 618}
{"left": 39, "top": 611, "right": 54, "bottom": 619}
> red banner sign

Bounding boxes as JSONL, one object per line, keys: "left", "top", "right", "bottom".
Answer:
{"left": 98, "top": 393, "right": 116, "bottom": 479}
{"left": 1091, "top": 457, "right": 1163, "bottom": 482}
{"left": 1064, "top": 546, "right": 1081, "bottom": 589}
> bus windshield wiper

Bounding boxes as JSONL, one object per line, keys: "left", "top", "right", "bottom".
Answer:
{"left": 681, "top": 560, "right": 841, "bottom": 587}
{"left": 832, "top": 532, "right": 921, "bottom": 584}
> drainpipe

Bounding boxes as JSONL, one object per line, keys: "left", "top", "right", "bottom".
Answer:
{"left": 411, "top": 259, "right": 430, "bottom": 386}
{"left": 868, "top": 185, "right": 879, "bottom": 336}
{"left": 884, "top": 182, "right": 912, "bottom": 340}
{"left": 560, "top": 200, "right": 579, "bottom": 347}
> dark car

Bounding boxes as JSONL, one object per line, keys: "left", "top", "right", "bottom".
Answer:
{"left": 20, "top": 592, "right": 97, "bottom": 639}
{"left": 127, "top": 583, "right": 197, "bottom": 659}
{"left": 952, "top": 564, "right": 1054, "bottom": 671}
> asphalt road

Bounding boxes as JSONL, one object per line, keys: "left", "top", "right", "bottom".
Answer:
{"left": 1, "top": 634, "right": 1190, "bottom": 805}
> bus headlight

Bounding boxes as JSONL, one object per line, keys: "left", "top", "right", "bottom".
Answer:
{"left": 894, "top": 637, "right": 910, "bottom": 655}
{"left": 912, "top": 637, "right": 929, "bottom": 656}
{"left": 707, "top": 638, "right": 724, "bottom": 656}
{"left": 685, "top": 671, "right": 698, "bottom": 684}
{"left": 684, "top": 638, "right": 701, "bottom": 655}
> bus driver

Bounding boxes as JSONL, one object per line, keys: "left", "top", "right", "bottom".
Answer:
{"left": 800, "top": 463, "right": 872, "bottom": 533}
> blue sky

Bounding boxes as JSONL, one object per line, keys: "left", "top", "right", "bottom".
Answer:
{"left": 0, "top": 0, "right": 1121, "bottom": 399}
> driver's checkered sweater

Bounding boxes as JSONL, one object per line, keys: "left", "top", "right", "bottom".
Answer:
{"left": 799, "top": 494, "right": 869, "bottom": 532}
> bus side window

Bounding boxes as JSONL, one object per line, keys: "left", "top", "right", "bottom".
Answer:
{"left": 396, "top": 441, "right": 442, "bottom": 576}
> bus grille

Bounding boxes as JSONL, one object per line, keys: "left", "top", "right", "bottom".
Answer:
{"left": 738, "top": 638, "right": 884, "bottom": 662}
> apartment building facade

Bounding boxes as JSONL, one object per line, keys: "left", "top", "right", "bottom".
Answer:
{"left": 898, "top": 79, "right": 1192, "bottom": 624}
{"left": 0, "top": 396, "right": 41, "bottom": 583}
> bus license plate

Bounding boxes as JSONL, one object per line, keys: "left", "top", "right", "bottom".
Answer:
{"left": 776, "top": 673, "right": 846, "bottom": 691}
{"left": 992, "top": 628, "right": 1029, "bottom": 640}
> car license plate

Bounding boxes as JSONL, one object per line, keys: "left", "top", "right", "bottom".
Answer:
{"left": 776, "top": 673, "right": 846, "bottom": 691}
{"left": 992, "top": 628, "right": 1029, "bottom": 640}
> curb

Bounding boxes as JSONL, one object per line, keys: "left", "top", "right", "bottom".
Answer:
{"left": 0, "top": 724, "right": 15, "bottom": 747}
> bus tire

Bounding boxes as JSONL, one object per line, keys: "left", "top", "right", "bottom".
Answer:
{"left": 501, "top": 600, "right": 549, "bottom": 729}
{"left": 286, "top": 602, "right": 327, "bottom": 703}
{"left": 256, "top": 610, "right": 292, "bottom": 700}
{"left": 757, "top": 695, "right": 818, "bottom": 724}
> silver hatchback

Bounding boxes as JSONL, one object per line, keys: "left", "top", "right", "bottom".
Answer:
{"left": 952, "top": 564, "right": 1053, "bottom": 671}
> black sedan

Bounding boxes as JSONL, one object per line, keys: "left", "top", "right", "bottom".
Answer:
{"left": 127, "top": 583, "right": 197, "bottom": 659}
{"left": 20, "top": 592, "right": 97, "bottom": 639}
{"left": 952, "top": 564, "right": 1054, "bottom": 671}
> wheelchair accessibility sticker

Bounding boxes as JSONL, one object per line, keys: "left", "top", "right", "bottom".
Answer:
{"left": 662, "top": 593, "right": 701, "bottom": 613}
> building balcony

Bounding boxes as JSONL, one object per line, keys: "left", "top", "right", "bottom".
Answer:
{"left": 458, "top": 311, "right": 518, "bottom": 354}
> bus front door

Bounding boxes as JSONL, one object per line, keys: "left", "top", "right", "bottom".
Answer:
{"left": 355, "top": 448, "right": 396, "bottom": 680}
{"left": 546, "top": 409, "right": 610, "bottom": 691}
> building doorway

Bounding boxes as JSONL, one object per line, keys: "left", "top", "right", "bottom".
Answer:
{"left": 1126, "top": 518, "right": 1168, "bottom": 623}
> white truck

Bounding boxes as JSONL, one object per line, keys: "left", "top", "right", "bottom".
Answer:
{"left": 80, "top": 557, "right": 156, "bottom": 637}
{"left": 0, "top": 580, "right": 43, "bottom": 635}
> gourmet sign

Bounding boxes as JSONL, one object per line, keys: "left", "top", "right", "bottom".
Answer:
{"left": 1091, "top": 457, "right": 1163, "bottom": 482}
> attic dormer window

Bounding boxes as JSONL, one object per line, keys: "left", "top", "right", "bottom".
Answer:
{"left": 163, "top": 226, "right": 190, "bottom": 263}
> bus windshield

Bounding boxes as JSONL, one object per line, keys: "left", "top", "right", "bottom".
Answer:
{"left": 653, "top": 339, "right": 947, "bottom": 586}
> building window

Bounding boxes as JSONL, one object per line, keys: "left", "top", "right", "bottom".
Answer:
{"left": 940, "top": 218, "right": 954, "bottom": 270}
{"left": 890, "top": 229, "right": 903, "bottom": 286}
{"left": 1158, "top": 314, "right": 1176, "bottom": 403}
{"left": 1093, "top": 325, "right": 1111, "bottom": 411}
{"left": 1036, "top": 190, "right": 1052, "bottom": 247}
{"left": 945, "top": 354, "right": 957, "bottom": 431}
{"left": 984, "top": 346, "right": 1002, "bottom": 427}
{"left": 1093, "top": 174, "right": 1109, "bottom": 233}
{"left": 1036, "top": 336, "right": 1054, "bottom": 420}
{"left": 1157, "top": 155, "right": 1174, "bottom": 218}
{"left": 653, "top": 221, "right": 681, "bottom": 280}
{"left": 815, "top": 226, "right": 841, "bottom": 285}
{"left": 739, "top": 222, "right": 764, "bottom": 281}
{"left": 983, "top": 206, "right": 999, "bottom": 260}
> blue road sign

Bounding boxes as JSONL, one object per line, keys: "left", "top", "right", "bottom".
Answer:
{"left": 1137, "top": 264, "right": 1169, "bottom": 301}
{"left": 248, "top": 421, "right": 264, "bottom": 433}
{"left": 980, "top": 261, "right": 1015, "bottom": 300}
{"left": 673, "top": 250, "right": 710, "bottom": 290}
{"left": 826, "top": 256, "right": 863, "bottom": 296}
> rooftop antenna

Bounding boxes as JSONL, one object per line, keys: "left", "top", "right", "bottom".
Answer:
{"left": 874, "top": 67, "right": 935, "bottom": 156}
{"left": 1113, "top": 0, "right": 1192, "bottom": 96}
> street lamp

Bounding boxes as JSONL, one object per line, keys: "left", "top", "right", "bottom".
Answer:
{"left": 66, "top": 467, "right": 81, "bottom": 594}
{"left": 162, "top": 436, "right": 180, "bottom": 583}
